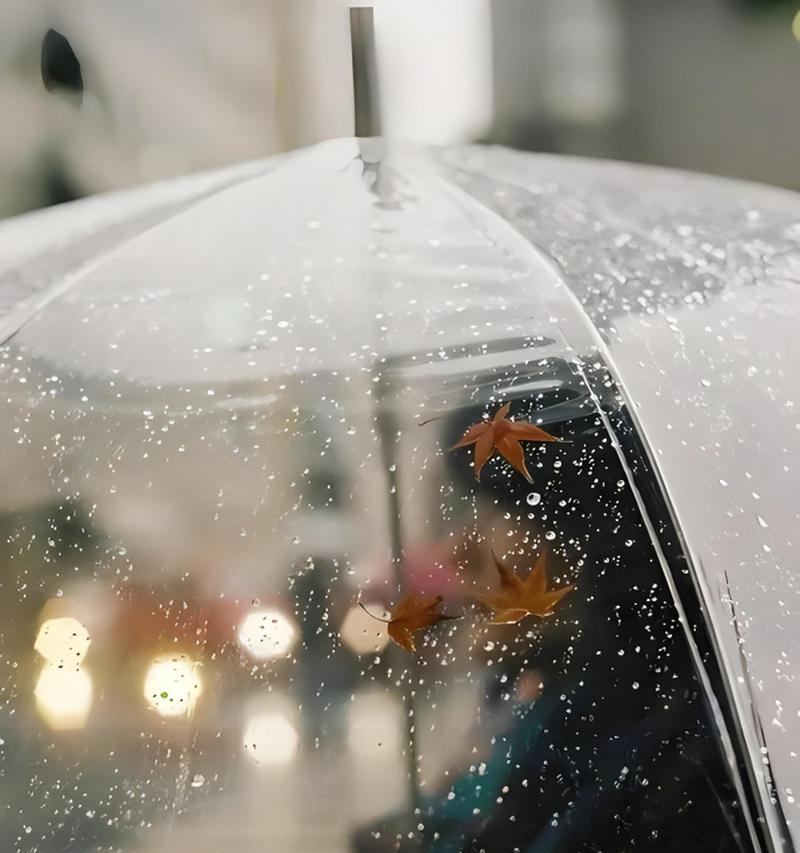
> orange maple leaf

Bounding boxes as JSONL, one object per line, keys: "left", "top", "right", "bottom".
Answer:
{"left": 450, "top": 402, "right": 558, "bottom": 482}
{"left": 473, "top": 550, "right": 573, "bottom": 624}
{"left": 360, "top": 594, "right": 458, "bottom": 653}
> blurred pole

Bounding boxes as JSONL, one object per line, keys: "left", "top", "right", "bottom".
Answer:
{"left": 350, "top": 7, "right": 382, "bottom": 137}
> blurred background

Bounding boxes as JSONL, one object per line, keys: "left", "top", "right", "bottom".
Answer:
{"left": 2, "top": 0, "right": 800, "bottom": 221}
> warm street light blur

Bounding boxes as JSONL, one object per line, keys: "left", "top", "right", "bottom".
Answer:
{"left": 339, "top": 603, "right": 390, "bottom": 655}
{"left": 242, "top": 710, "right": 300, "bottom": 766}
{"left": 34, "top": 616, "right": 91, "bottom": 667}
{"left": 143, "top": 654, "right": 204, "bottom": 719}
{"left": 34, "top": 664, "right": 93, "bottom": 730}
{"left": 237, "top": 609, "right": 298, "bottom": 660}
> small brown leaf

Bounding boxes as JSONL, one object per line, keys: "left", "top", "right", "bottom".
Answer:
{"left": 473, "top": 550, "right": 573, "bottom": 625}
{"left": 361, "top": 594, "right": 458, "bottom": 652}
{"left": 450, "top": 402, "right": 558, "bottom": 482}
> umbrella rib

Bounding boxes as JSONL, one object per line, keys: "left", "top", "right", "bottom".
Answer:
{"left": 0, "top": 161, "right": 278, "bottom": 346}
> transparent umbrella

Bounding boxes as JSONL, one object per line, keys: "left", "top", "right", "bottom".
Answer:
{"left": 0, "top": 138, "right": 798, "bottom": 853}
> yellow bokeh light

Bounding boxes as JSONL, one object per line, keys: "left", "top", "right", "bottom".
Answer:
{"left": 143, "top": 654, "right": 203, "bottom": 718}
{"left": 237, "top": 609, "right": 298, "bottom": 660}
{"left": 242, "top": 711, "right": 299, "bottom": 765}
{"left": 34, "top": 664, "right": 93, "bottom": 730}
{"left": 339, "top": 603, "right": 390, "bottom": 655}
{"left": 793, "top": 10, "right": 800, "bottom": 42}
{"left": 35, "top": 617, "right": 91, "bottom": 667}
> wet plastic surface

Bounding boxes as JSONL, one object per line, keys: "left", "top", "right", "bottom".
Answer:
{"left": 0, "top": 139, "right": 797, "bottom": 851}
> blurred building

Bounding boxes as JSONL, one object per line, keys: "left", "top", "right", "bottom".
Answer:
{"left": 1, "top": 0, "right": 800, "bottom": 220}
{"left": 0, "top": 0, "right": 355, "bottom": 217}
{"left": 491, "top": 0, "right": 800, "bottom": 189}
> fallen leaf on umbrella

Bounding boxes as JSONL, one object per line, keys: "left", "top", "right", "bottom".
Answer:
{"left": 360, "top": 594, "right": 458, "bottom": 652}
{"left": 450, "top": 402, "right": 558, "bottom": 482}
{"left": 473, "top": 550, "right": 573, "bottom": 624}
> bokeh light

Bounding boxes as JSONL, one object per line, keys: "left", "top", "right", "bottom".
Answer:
{"left": 143, "top": 654, "right": 203, "bottom": 718}
{"left": 237, "top": 609, "right": 298, "bottom": 660}
{"left": 34, "top": 616, "right": 91, "bottom": 667}
{"left": 242, "top": 711, "right": 299, "bottom": 766}
{"left": 339, "top": 603, "right": 390, "bottom": 655}
{"left": 34, "top": 665, "right": 93, "bottom": 730}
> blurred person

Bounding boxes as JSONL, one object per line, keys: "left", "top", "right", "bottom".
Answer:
{"left": 292, "top": 555, "right": 360, "bottom": 749}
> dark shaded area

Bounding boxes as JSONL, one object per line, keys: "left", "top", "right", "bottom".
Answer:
{"left": 41, "top": 29, "right": 83, "bottom": 103}
{"left": 39, "top": 160, "right": 82, "bottom": 208}
{"left": 291, "top": 556, "right": 360, "bottom": 747}
{"left": 354, "top": 360, "right": 752, "bottom": 852}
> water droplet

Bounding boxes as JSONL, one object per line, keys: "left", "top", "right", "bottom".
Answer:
{"left": 526, "top": 492, "right": 541, "bottom": 506}
{"left": 757, "top": 515, "right": 768, "bottom": 528}
{"left": 545, "top": 531, "right": 556, "bottom": 541}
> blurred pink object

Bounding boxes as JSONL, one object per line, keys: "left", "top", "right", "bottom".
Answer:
{"left": 402, "top": 541, "right": 461, "bottom": 597}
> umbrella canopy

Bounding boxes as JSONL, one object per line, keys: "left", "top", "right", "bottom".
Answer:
{"left": 1, "top": 138, "right": 799, "bottom": 850}
{"left": 0, "top": 138, "right": 591, "bottom": 584}
{"left": 443, "top": 147, "right": 800, "bottom": 847}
